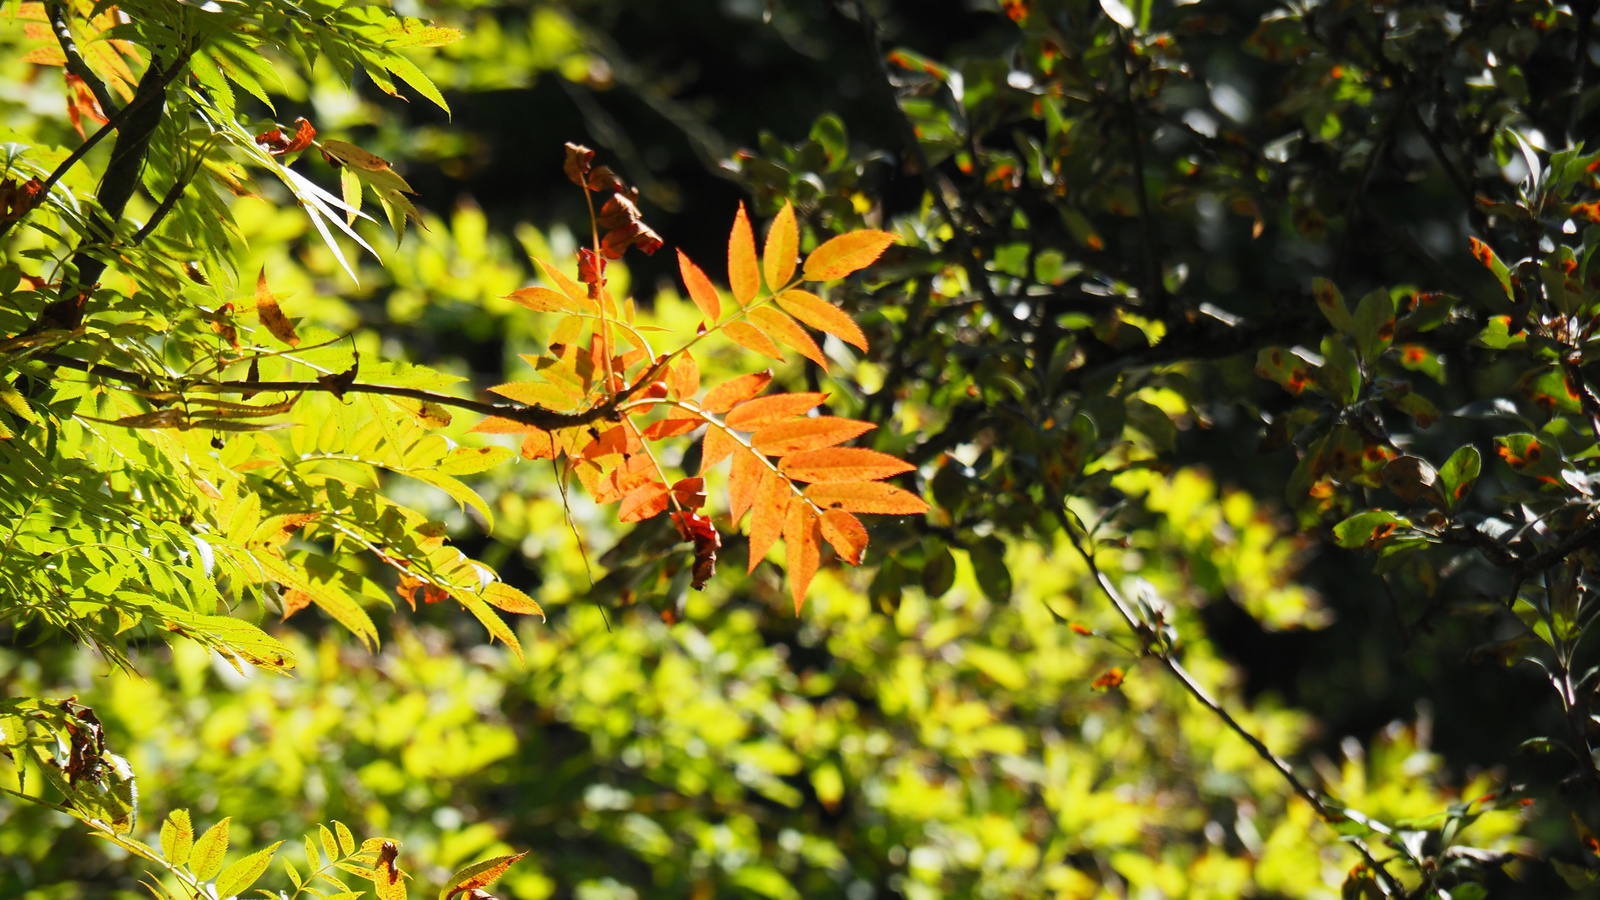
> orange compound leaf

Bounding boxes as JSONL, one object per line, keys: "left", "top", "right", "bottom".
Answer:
{"left": 750, "top": 307, "right": 827, "bottom": 369}
{"left": 780, "top": 447, "right": 915, "bottom": 483}
{"left": 747, "top": 470, "right": 791, "bottom": 572}
{"left": 752, "top": 417, "right": 875, "bottom": 456}
{"left": 728, "top": 448, "right": 764, "bottom": 524}
{"left": 801, "top": 230, "right": 898, "bottom": 281}
{"left": 786, "top": 504, "right": 823, "bottom": 613}
{"left": 764, "top": 201, "right": 800, "bottom": 289}
{"left": 776, "top": 289, "right": 869, "bottom": 351}
{"left": 254, "top": 269, "right": 300, "bottom": 347}
{"left": 669, "top": 353, "right": 700, "bottom": 400}
{"left": 806, "top": 480, "right": 928, "bottom": 515}
{"left": 520, "top": 430, "right": 558, "bottom": 460}
{"left": 723, "top": 320, "right": 785, "bottom": 360}
{"left": 642, "top": 413, "right": 702, "bottom": 440}
{"left": 702, "top": 424, "right": 740, "bottom": 469}
{"left": 820, "top": 509, "right": 868, "bottom": 565}
{"left": 725, "top": 392, "right": 828, "bottom": 430}
{"left": 505, "top": 286, "right": 576, "bottom": 313}
{"left": 729, "top": 202, "right": 761, "bottom": 306}
{"left": 672, "top": 476, "right": 708, "bottom": 509}
{"left": 702, "top": 370, "right": 772, "bottom": 412}
{"left": 677, "top": 250, "right": 721, "bottom": 324}
{"left": 619, "top": 480, "right": 671, "bottom": 521}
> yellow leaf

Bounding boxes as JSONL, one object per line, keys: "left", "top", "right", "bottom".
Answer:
{"left": 190, "top": 817, "right": 231, "bottom": 882}
{"left": 483, "top": 582, "right": 544, "bottom": 619}
{"left": 216, "top": 841, "right": 284, "bottom": 899}
{"left": 750, "top": 307, "right": 826, "bottom": 370}
{"left": 722, "top": 320, "right": 784, "bottom": 360}
{"left": 763, "top": 201, "right": 799, "bottom": 289}
{"left": 255, "top": 268, "right": 300, "bottom": 347}
{"left": 802, "top": 230, "right": 897, "bottom": 281}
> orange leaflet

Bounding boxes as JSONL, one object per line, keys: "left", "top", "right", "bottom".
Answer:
{"left": 594, "top": 455, "right": 655, "bottom": 503}
{"left": 728, "top": 448, "right": 764, "bottom": 523}
{"left": 723, "top": 320, "right": 785, "bottom": 360}
{"left": 677, "top": 250, "right": 721, "bottom": 323}
{"left": 802, "top": 230, "right": 897, "bottom": 281}
{"left": 725, "top": 392, "right": 828, "bottom": 430}
{"left": 483, "top": 583, "right": 543, "bottom": 617}
{"left": 820, "top": 509, "right": 868, "bottom": 565}
{"left": 785, "top": 504, "right": 822, "bottom": 613}
{"left": 471, "top": 416, "right": 544, "bottom": 434}
{"left": 750, "top": 307, "right": 827, "bottom": 369}
{"left": 520, "top": 431, "right": 557, "bottom": 460}
{"left": 751, "top": 417, "right": 875, "bottom": 456}
{"left": 443, "top": 852, "right": 531, "bottom": 900}
{"left": 746, "top": 469, "right": 790, "bottom": 572}
{"left": 505, "top": 286, "right": 575, "bottom": 313}
{"left": 488, "top": 380, "right": 577, "bottom": 410}
{"left": 533, "top": 257, "right": 596, "bottom": 312}
{"left": 775, "top": 289, "right": 869, "bottom": 351}
{"left": 579, "top": 424, "right": 641, "bottom": 460}
{"left": 729, "top": 202, "right": 760, "bottom": 306}
{"left": 782, "top": 448, "right": 916, "bottom": 483}
{"left": 619, "top": 480, "right": 671, "bottom": 521}
{"left": 763, "top": 201, "right": 799, "bottom": 289}
{"left": 702, "top": 425, "right": 739, "bottom": 469}
{"left": 641, "top": 414, "right": 701, "bottom": 440}
{"left": 669, "top": 353, "right": 699, "bottom": 399}
{"left": 1091, "top": 668, "right": 1125, "bottom": 691}
{"left": 254, "top": 269, "right": 300, "bottom": 347}
{"left": 702, "top": 370, "right": 772, "bottom": 412}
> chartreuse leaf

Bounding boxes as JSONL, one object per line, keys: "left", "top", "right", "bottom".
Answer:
{"left": 439, "top": 851, "right": 529, "bottom": 900}
{"left": 1332, "top": 511, "right": 1408, "bottom": 549}
{"left": 190, "top": 817, "right": 231, "bottom": 881}
{"left": 216, "top": 840, "right": 284, "bottom": 898}
{"left": 1469, "top": 236, "right": 1514, "bottom": 302}
{"left": 161, "top": 809, "right": 194, "bottom": 867}
{"left": 1439, "top": 445, "right": 1482, "bottom": 511}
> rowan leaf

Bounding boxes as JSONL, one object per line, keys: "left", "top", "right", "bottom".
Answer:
{"left": 671, "top": 476, "right": 707, "bottom": 508}
{"left": 751, "top": 417, "right": 874, "bottom": 456}
{"left": 728, "top": 448, "right": 764, "bottom": 524}
{"left": 702, "top": 371, "right": 772, "bottom": 412}
{"left": 776, "top": 289, "right": 869, "bottom": 351}
{"left": 726, "top": 393, "right": 828, "bottom": 430}
{"left": 505, "top": 286, "right": 576, "bottom": 313}
{"left": 642, "top": 414, "right": 702, "bottom": 440}
{"left": 802, "top": 230, "right": 897, "bottom": 281}
{"left": 619, "top": 481, "right": 671, "bottom": 522}
{"left": 785, "top": 504, "right": 822, "bottom": 613}
{"left": 437, "top": 446, "right": 514, "bottom": 476}
{"left": 488, "top": 381, "right": 577, "bottom": 410}
{"left": 764, "top": 200, "right": 799, "bottom": 289}
{"left": 821, "top": 509, "right": 868, "bottom": 565}
{"left": 806, "top": 480, "right": 934, "bottom": 509}
{"left": 191, "top": 817, "right": 231, "bottom": 881}
{"left": 335, "top": 822, "right": 356, "bottom": 856}
{"left": 454, "top": 587, "right": 523, "bottom": 664}
{"left": 669, "top": 353, "right": 700, "bottom": 400}
{"left": 750, "top": 307, "right": 827, "bottom": 369}
{"left": 729, "top": 202, "right": 760, "bottom": 305}
{"left": 747, "top": 470, "right": 790, "bottom": 572}
{"left": 723, "top": 320, "right": 785, "bottom": 360}
{"left": 781, "top": 448, "right": 915, "bottom": 483}
{"left": 255, "top": 268, "right": 300, "bottom": 347}
{"left": 321, "top": 825, "right": 341, "bottom": 866}
{"left": 533, "top": 257, "right": 594, "bottom": 311}
{"left": 216, "top": 840, "right": 284, "bottom": 899}
{"left": 520, "top": 430, "right": 557, "bottom": 460}
{"left": 469, "top": 416, "right": 544, "bottom": 435}
{"left": 440, "top": 852, "right": 529, "bottom": 900}
{"left": 161, "top": 809, "right": 194, "bottom": 868}
{"left": 483, "top": 582, "right": 544, "bottom": 618}
{"left": 677, "top": 250, "right": 721, "bottom": 323}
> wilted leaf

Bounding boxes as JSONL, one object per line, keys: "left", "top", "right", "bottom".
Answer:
{"left": 255, "top": 269, "right": 300, "bottom": 347}
{"left": 441, "top": 852, "right": 529, "bottom": 900}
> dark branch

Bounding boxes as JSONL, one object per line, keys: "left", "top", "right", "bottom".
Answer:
{"left": 47, "top": 1, "right": 119, "bottom": 119}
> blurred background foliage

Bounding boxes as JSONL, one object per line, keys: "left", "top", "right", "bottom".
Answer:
{"left": 3, "top": 0, "right": 1598, "bottom": 896}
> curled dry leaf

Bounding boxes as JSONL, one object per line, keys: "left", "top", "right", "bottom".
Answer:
{"left": 254, "top": 268, "right": 300, "bottom": 347}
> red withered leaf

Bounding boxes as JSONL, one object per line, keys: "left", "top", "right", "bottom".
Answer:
{"left": 729, "top": 202, "right": 760, "bottom": 306}
{"left": 702, "top": 425, "right": 739, "bottom": 469}
{"left": 254, "top": 269, "right": 300, "bottom": 347}
{"left": 619, "top": 481, "right": 670, "bottom": 522}
{"left": 723, "top": 320, "right": 784, "bottom": 360}
{"left": 671, "top": 476, "right": 707, "bottom": 509}
{"left": 750, "top": 307, "right": 827, "bottom": 369}
{"left": 785, "top": 504, "right": 822, "bottom": 613}
{"left": 677, "top": 250, "right": 721, "bottom": 323}
{"left": 802, "top": 230, "right": 897, "bottom": 281}
{"left": 563, "top": 143, "right": 595, "bottom": 186}
{"left": 820, "top": 509, "right": 868, "bottom": 565}
{"left": 702, "top": 371, "right": 772, "bottom": 412}
{"left": 781, "top": 448, "right": 915, "bottom": 483}
{"left": 726, "top": 393, "right": 828, "bottom": 430}
{"left": 751, "top": 417, "right": 875, "bottom": 456}
{"left": 728, "top": 448, "right": 764, "bottom": 524}
{"left": 776, "top": 289, "right": 869, "bottom": 351}
{"left": 764, "top": 201, "right": 799, "bottom": 289}
{"left": 746, "top": 470, "right": 790, "bottom": 572}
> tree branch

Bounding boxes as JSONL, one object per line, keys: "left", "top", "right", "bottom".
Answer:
{"left": 46, "top": 1, "right": 119, "bottom": 119}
